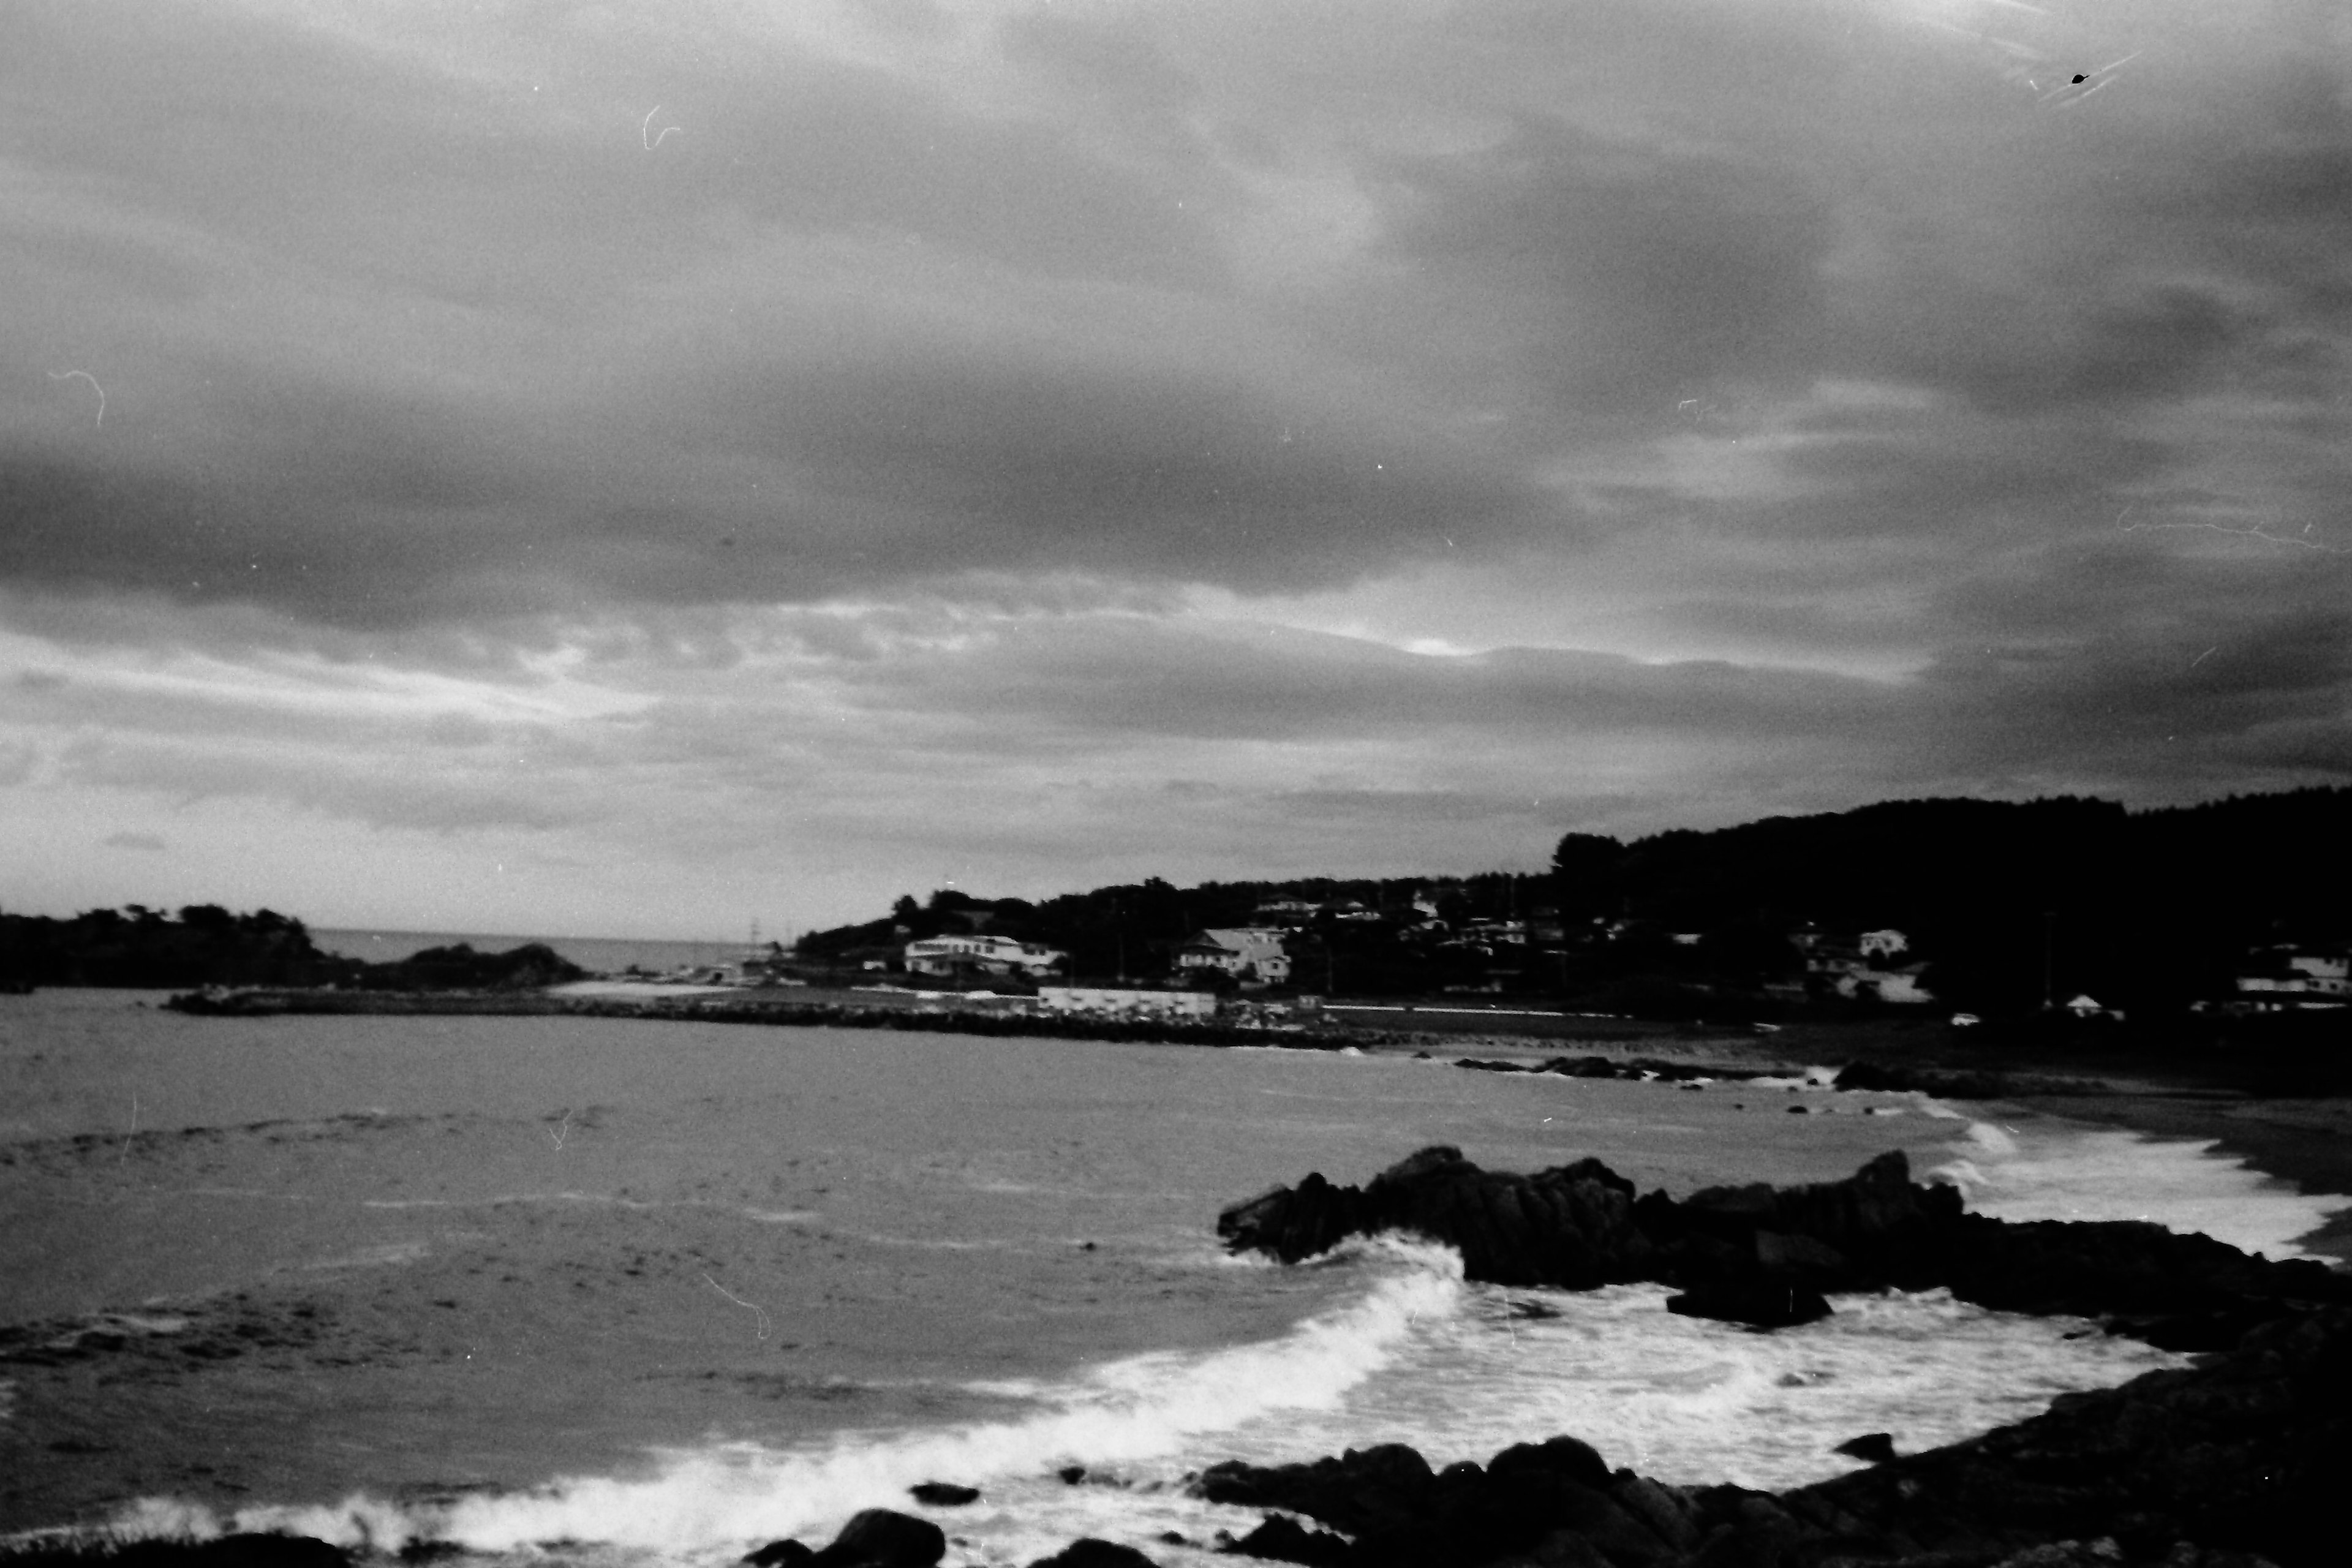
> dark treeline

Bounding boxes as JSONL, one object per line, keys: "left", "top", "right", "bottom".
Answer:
{"left": 793, "top": 788, "right": 2350, "bottom": 1024}
{"left": 1574, "top": 788, "right": 2346, "bottom": 1018}
{"left": 0, "top": 906, "right": 582, "bottom": 992}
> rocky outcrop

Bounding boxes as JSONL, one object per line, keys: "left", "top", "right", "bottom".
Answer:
{"left": 1027, "top": 1543, "right": 1162, "bottom": 1568}
{"left": 743, "top": 1509, "right": 946, "bottom": 1568}
{"left": 1190, "top": 1307, "right": 2351, "bottom": 1567}
{"left": 1217, "top": 1147, "right": 2351, "bottom": 1340}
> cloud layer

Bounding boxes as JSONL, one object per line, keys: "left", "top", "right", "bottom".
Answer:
{"left": 3, "top": 0, "right": 2348, "bottom": 934}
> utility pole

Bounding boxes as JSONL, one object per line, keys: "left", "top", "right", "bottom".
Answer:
{"left": 2041, "top": 910, "right": 2056, "bottom": 1011}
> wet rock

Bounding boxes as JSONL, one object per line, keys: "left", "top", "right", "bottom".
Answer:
{"left": 1218, "top": 1146, "right": 2348, "bottom": 1345}
{"left": 1217, "top": 1515, "right": 1352, "bottom": 1566}
{"left": 1665, "top": 1282, "right": 1833, "bottom": 1330}
{"left": 1027, "top": 1541, "right": 1160, "bottom": 1568}
{"left": 1831, "top": 1433, "right": 1897, "bottom": 1464}
{"left": 810, "top": 1509, "right": 946, "bottom": 1568}
{"left": 744, "top": 1544, "right": 815, "bottom": 1568}
{"left": 907, "top": 1482, "right": 979, "bottom": 1506}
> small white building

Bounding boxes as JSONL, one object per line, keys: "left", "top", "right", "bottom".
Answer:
{"left": 1174, "top": 927, "right": 1292, "bottom": 985}
{"left": 903, "top": 933, "right": 1068, "bottom": 979}
{"left": 2237, "top": 948, "right": 2350, "bottom": 1000}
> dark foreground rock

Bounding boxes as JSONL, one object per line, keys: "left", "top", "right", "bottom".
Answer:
{"left": 1217, "top": 1146, "right": 2352, "bottom": 1340}
{"left": 1027, "top": 1542, "right": 1161, "bottom": 1568}
{"left": 744, "top": 1509, "right": 945, "bottom": 1568}
{"left": 1189, "top": 1308, "right": 2351, "bottom": 1567}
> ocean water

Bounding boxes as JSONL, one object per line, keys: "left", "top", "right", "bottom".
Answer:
{"left": 0, "top": 989, "right": 2341, "bottom": 1566}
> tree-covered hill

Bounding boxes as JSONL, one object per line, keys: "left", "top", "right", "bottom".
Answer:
{"left": 0, "top": 907, "right": 584, "bottom": 992}
{"left": 791, "top": 786, "right": 2349, "bottom": 1021}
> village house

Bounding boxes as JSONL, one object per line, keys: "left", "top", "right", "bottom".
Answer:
{"left": 1174, "top": 927, "right": 1293, "bottom": 986}
{"left": 1805, "top": 927, "right": 1934, "bottom": 1005}
{"left": 2234, "top": 944, "right": 2350, "bottom": 1009}
{"left": 903, "top": 933, "right": 1068, "bottom": 980}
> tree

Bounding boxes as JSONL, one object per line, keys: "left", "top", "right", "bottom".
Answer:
{"left": 1550, "top": 833, "right": 1624, "bottom": 921}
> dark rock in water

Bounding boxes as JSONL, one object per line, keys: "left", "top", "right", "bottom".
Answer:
{"left": 1058, "top": 1464, "right": 1090, "bottom": 1484}
{"left": 1187, "top": 1305, "right": 2352, "bottom": 1568}
{"left": 1833, "top": 1432, "right": 1898, "bottom": 1463}
{"left": 1831, "top": 1060, "right": 2010, "bottom": 1099}
{"left": 743, "top": 1544, "right": 814, "bottom": 1567}
{"left": 1026, "top": 1541, "right": 1159, "bottom": 1568}
{"left": 1487, "top": 1436, "right": 1611, "bottom": 1492}
{"left": 1196, "top": 1438, "right": 1689, "bottom": 1568}
{"left": 1217, "top": 1515, "right": 1351, "bottom": 1566}
{"left": 810, "top": 1510, "right": 945, "bottom": 1568}
{"left": 1784, "top": 1103, "right": 1808, "bottom": 1114}
{"left": 1665, "top": 1281, "right": 1833, "bottom": 1329}
{"left": 907, "top": 1481, "right": 979, "bottom": 1506}
{"left": 1216, "top": 1144, "right": 2352, "bottom": 1342}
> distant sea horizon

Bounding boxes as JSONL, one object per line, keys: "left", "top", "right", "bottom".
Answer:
{"left": 310, "top": 926, "right": 750, "bottom": 976}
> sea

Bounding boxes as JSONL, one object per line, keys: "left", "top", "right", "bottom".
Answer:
{"left": 0, "top": 985, "right": 2343, "bottom": 1567}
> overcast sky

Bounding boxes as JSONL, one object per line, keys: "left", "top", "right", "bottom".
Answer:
{"left": 4, "top": 0, "right": 2348, "bottom": 940}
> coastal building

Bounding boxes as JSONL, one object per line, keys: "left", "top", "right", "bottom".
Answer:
{"left": 1174, "top": 927, "right": 1293, "bottom": 985}
{"left": 903, "top": 933, "right": 1068, "bottom": 979}
{"left": 2234, "top": 944, "right": 2351, "bottom": 1008}
{"left": 1830, "top": 963, "right": 1936, "bottom": 1005}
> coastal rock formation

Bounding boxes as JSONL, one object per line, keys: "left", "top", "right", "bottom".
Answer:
{"left": 744, "top": 1509, "right": 946, "bottom": 1568}
{"left": 1216, "top": 1147, "right": 2351, "bottom": 1340}
{"left": 1188, "top": 1305, "right": 2351, "bottom": 1567}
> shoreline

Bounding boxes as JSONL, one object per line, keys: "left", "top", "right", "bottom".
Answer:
{"left": 153, "top": 984, "right": 2352, "bottom": 1263}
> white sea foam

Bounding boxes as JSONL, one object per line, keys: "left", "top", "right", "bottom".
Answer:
{"left": 1249, "top": 1281, "right": 2184, "bottom": 1491}
{"left": 133, "top": 1238, "right": 1466, "bottom": 1559}
{"left": 1929, "top": 1118, "right": 2345, "bottom": 1260}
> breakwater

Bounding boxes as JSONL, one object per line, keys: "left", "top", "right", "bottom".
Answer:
{"left": 160, "top": 986, "right": 1346, "bottom": 1050}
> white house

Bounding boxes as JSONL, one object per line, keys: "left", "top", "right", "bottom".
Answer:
{"left": 903, "top": 933, "right": 1068, "bottom": 979}
{"left": 1174, "top": 927, "right": 1292, "bottom": 985}
{"left": 1833, "top": 964, "right": 1936, "bottom": 1005}
{"left": 2236, "top": 946, "right": 2350, "bottom": 1005}
{"left": 1860, "top": 929, "right": 1910, "bottom": 960}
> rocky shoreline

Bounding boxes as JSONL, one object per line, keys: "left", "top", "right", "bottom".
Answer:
{"left": 12, "top": 1147, "right": 2346, "bottom": 1568}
